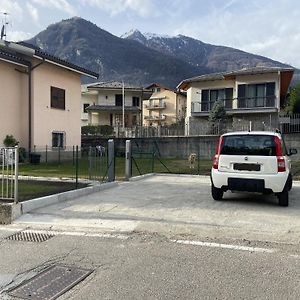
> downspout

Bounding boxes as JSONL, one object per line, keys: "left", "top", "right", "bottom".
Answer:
{"left": 28, "top": 59, "right": 45, "bottom": 154}
{"left": 28, "top": 64, "right": 32, "bottom": 153}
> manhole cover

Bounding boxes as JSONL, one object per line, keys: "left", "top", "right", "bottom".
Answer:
{"left": 6, "top": 230, "right": 54, "bottom": 242}
{"left": 8, "top": 265, "right": 93, "bottom": 300}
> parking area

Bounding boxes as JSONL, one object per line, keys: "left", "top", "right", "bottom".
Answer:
{"left": 12, "top": 174, "right": 300, "bottom": 244}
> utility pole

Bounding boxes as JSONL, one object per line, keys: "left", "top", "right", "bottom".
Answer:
{"left": 122, "top": 80, "right": 125, "bottom": 131}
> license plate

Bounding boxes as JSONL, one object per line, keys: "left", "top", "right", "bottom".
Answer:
{"left": 233, "top": 163, "right": 260, "bottom": 171}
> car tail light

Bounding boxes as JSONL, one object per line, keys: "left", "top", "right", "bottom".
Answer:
{"left": 213, "top": 154, "right": 219, "bottom": 169}
{"left": 277, "top": 156, "right": 286, "bottom": 172}
{"left": 213, "top": 136, "right": 223, "bottom": 169}
{"left": 274, "top": 136, "right": 283, "bottom": 156}
{"left": 274, "top": 136, "right": 286, "bottom": 172}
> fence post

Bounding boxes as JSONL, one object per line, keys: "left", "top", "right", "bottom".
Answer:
{"left": 88, "top": 146, "right": 92, "bottom": 180}
{"left": 14, "top": 146, "right": 19, "bottom": 204}
{"left": 45, "top": 145, "right": 48, "bottom": 164}
{"left": 75, "top": 145, "right": 79, "bottom": 189}
{"left": 58, "top": 146, "right": 61, "bottom": 165}
{"left": 108, "top": 139, "right": 115, "bottom": 182}
{"left": 125, "top": 140, "right": 132, "bottom": 180}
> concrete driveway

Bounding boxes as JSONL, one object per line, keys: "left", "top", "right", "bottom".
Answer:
{"left": 12, "top": 174, "right": 300, "bottom": 244}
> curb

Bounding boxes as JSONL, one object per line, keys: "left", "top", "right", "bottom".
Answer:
{"left": 21, "top": 181, "right": 118, "bottom": 214}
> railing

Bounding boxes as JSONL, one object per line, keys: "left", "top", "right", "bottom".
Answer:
{"left": 192, "top": 96, "right": 277, "bottom": 113}
{"left": 279, "top": 113, "right": 300, "bottom": 133}
{"left": 0, "top": 147, "right": 19, "bottom": 203}
{"left": 145, "top": 102, "right": 166, "bottom": 110}
{"left": 144, "top": 114, "right": 166, "bottom": 121}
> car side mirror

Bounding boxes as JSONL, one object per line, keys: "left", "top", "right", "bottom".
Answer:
{"left": 288, "top": 148, "right": 297, "bottom": 156}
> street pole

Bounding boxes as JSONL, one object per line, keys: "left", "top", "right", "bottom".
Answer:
{"left": 122, "top": 81, "right": 125, "bottom": 131}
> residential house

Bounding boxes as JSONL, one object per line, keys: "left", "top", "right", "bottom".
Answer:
{"left": 0, "top": 41, "right": 98, "bottom": 152}
{"left": 81, "top": 82, "right": 151, "bottom": 129}
{"left": 143, "top": 83, "right": 186, "bottom": 126}
{"left": 177, "top": 67, "right": 294, "bottom": 135}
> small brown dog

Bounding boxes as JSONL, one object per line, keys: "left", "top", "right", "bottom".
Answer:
{"left": 188, "top": 153, "right": 197, "bottom": 169}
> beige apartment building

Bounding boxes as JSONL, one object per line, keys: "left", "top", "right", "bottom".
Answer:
{"left": 0, "top": 40, "right": 97, "bottom": 151}
{"left": 143, "top": 84, "right": 186, "bottom": 126}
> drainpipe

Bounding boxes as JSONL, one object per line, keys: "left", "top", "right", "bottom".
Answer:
{"left": 28, "top": 59, "right": 44, "bottom": 154}
{"left": 28, "top": 64, "right": 32, "bottom": 154}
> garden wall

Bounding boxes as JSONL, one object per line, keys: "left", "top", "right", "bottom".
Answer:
{"left": 82, "top": 133, "right": 300, "bottom": 160}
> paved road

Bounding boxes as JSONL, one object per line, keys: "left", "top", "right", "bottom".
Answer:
{"left": 0, "top": 230, "right": 299, "bottom": 300}
{"left": 11, "top": 174, "right": 300, "bottom": 244}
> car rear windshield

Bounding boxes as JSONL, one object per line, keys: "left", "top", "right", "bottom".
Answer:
{"left": 220, "top": 135, "right": 276, "bottom": 156}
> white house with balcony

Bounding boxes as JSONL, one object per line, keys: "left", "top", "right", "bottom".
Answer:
{"left": 177, "top": 67, "right": 294, "bottom": 135}
{"left": 81, "top": 82, "right": 151, "bottom": 130}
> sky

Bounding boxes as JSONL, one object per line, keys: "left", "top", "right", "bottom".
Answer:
{"left": 1, "top": 0, "right": 300, "bottom": 68}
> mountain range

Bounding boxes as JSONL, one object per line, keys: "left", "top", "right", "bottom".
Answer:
{"left": 26, "top": 17, "right": 296, "bottom": 88}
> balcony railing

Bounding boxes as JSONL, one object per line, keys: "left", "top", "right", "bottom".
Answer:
{"left": 144, "top": 114, "right": 166, "bottom": 121}
{"left": 192, "top": 96, "right": 276, "bottom": 113}
{"left": 145, "top": 102, "right": 166, "bottom": 110}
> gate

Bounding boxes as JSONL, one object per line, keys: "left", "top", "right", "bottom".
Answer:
{"left": 82, "top": 145, "right": 108, "bottom": 182}
{"left": 0, "top": 147, "right": 19, "bottom": 203}
{"left": 130, "top": 140, "right": 170, "bottom": 176}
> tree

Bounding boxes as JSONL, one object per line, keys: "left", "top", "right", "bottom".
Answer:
{"left": 287, "top": 83, "right": 300, "bottom": 113}
{"left": 208, "top": 100, "right": 227, "bottom": 134}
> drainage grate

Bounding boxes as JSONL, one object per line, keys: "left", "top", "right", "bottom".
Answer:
{"left": 8, "top": 265, "right": 93, "bottom": 300}
{"left": 6, "top": 230, "right": 54, "bottom": 242}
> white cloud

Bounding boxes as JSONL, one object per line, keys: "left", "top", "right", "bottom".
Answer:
{"left": 80, "top": 0, "right": 157, "bottom": 17}
{"left": 9, "top": 30, "right": 32, "bottom": 42}
{"left": 0, "top": 0, "right": 23, "bottom": 19}
{"left": 27, "top": 2, "right": 39, "bottom": 23}
{"left": 172, "top": 0, "right": 300, "bottom": 67}
{"left": 30, "top": 0, "right": 76, "bottom": 15}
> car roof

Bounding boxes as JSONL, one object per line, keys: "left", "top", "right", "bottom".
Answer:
{"left": 221, "top": 131, "right": 279, "bottom": 137}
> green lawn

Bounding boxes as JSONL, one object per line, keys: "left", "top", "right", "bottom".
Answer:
{"left": 0, "top": 180, "right": 87, "bottom": 202}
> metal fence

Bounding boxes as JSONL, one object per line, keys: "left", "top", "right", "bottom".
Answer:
{"left": 86, "top": 113, "right": 300, "bottom": 138}
{"left": 21, "top": 145, "right": 109, "bottom": 184}
{"left": 279, "top": 113, "right": 300, "bottom": 133}
{"left": 0, "top": 147, "right": 19, "bottom": 203}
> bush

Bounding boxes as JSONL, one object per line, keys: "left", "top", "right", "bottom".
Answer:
{"left": 81, "top": 125, "right": 114, "bottom": 136}
{"left": 3, "top": 134, "right": 18, "bottom": 147}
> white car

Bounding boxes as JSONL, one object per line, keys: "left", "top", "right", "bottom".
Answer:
{"left": 210, "top": 131, "right": 297, "bottom": 206}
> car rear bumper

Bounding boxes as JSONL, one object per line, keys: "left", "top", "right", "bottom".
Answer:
{"left": 211, "top": 169, "right": 289, "bottom": 193}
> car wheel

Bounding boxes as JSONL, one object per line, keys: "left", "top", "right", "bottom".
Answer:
{"left": 212, "top": 184, "right": 223, "bottom": 201}
{"left": 277, "top": 190, "right": 289, "bottom": 207}
{"left": 287, "top": 175, "right": 293, "bottom": 191}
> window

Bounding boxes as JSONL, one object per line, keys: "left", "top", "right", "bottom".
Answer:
{"left": 83, "top": 103, "right": 90, "bottom": 113}
{"left": 51, "top": 86, "right": 65, "bottom": 110}
{"left": 220, "top": 135, "right": 276, "bottom": 156}
{"left": 201, "top": 88, "right": 233, "bottom": 111}
{"left": 115, "top": 94, "right": 123, "bottom": 106}
{"left": 132, "top": 96, "right": 140, "bottom": 107}
{"left": 52, "top": 131, "right": 65, "bottom": 148}
{"left": 237, "top": 82, "right": 275, "bottom": 108}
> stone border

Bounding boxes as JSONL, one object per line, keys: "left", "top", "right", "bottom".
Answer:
{"left": 0, "top": 181, "right": 118, "bottom": 224}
